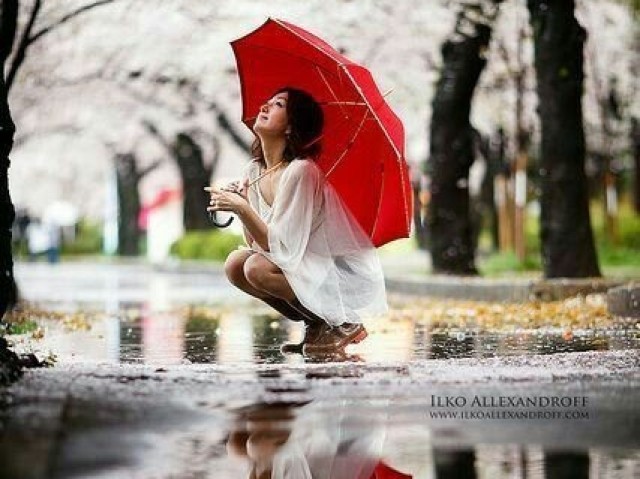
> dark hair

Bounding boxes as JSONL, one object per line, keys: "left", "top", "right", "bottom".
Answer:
{"left": 251, "top": 87, "right": 324, "bottom": 164}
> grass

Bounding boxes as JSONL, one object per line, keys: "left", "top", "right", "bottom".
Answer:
{"left": 3, "top": 320, "right": 39, "bottom": 335}
{"left": 478, "top": 251, "right": 542, "bottom": 277}
{"left": 478, "top": 200, "right": 640, "bottom": 277}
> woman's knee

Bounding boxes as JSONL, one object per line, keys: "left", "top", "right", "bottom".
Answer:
{"left": 224, "top": 250, "right": 251, "bottom": 286}
{"left": 243, "top": 254, "right": 269, "bottom": 289}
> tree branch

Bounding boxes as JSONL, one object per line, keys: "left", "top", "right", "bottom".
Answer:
{"left": 117, "top": 79, "right": 185, "bottom": 118}
{"left": 138, "top": 158, "right": 163, "bottom": 178}
{"left": 142, "top": 120, "right": 173, "bottom": 156}
{"left": 29, "top": 0, "right": 115, "bottom": 45}
{"left": 6, "top": 0, "right": 41, "bottom": 91}
{"left": 212, "top": 103, "right": 251, "bottom": 153}
{"left": 7, "top": 0, "right": 116, "bottom": 92}
{"left": 0, "top": 0, "right": 18, "bottom": 63}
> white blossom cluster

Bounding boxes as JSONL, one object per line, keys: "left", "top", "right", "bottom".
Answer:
{"left": 7, "top": 0, "right": 637, "bottom": 219}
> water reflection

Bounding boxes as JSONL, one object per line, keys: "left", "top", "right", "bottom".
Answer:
{"left": 434, "top": 448, "right": 595, "bottom": 479}
{"left": 184, "top": 313, "right": 219, "bottom": 363}
{"left": 218, "top": 401, "right": 639, "bottom": 478}
{"left": 225, "top": 401, "right": 390, "bottom": 479}
{"left": 32, "top": 304, "right": 640, "bottom": 365}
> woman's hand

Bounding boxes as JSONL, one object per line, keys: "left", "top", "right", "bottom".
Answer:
{"left": 222, "top": 179, "right": 249, "bottom": 200}
{"left": 205, "top": 184, "right": 249, "bottom": 214}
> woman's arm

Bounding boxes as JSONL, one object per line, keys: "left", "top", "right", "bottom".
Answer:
{"left": 237, "top": 203, "right": 270, "bottom": 251}
{"left": 242, "top": 226, "right": 255, "bottom": 247}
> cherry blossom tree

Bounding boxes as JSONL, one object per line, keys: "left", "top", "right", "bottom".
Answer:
{"left": 528, "top": 0, "right": 601, "bottom": 277}
{"left": 427, "top": 0, "right": 504, "bottom": 275}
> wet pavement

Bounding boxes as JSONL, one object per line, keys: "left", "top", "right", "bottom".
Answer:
{"left": 1, "top": 261, "right": 639, "bottom": 478}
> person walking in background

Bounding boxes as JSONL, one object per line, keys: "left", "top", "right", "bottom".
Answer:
{"left": 26, "top": 218, "right": 60, "bottom": 264}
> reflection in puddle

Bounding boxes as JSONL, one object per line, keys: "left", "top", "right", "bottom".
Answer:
{"left": 225, "top": 401, "right": 387, "bottom": 478}
{"left": 216, "top": 400, "right": 639, "bottom": 478}
{"left": 27, "top": 303, "right": 639, "bottom": 365}
{"left": 5, "top": 300, "right": 639, "bottom": 478}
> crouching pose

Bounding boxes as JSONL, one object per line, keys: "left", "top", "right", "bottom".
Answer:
{"left": 207, "top": 87, "right": 387, "bottom": 354}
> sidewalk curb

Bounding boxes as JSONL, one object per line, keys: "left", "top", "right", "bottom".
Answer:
{"left": 152, "top": 259, "right": 226, "bottom": 275}
{"left": 607, "top": 283, "right": 640, "bottom": 318}
{"left": 386, "top": 276, "right": 627, "bottom": 303}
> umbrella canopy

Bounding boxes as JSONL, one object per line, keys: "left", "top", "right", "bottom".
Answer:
{"left": 371, "top": 461, "right": 413, "bottom": 479}
{"left": 230, "top": 18, "right": 413, "bottom": 247}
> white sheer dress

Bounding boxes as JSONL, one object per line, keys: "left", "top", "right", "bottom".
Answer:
{"left": 240, "top": 157, "right": 388, "bottom": 327}
{"left": 270, "top": 400, "right": 387, "bottom": 479}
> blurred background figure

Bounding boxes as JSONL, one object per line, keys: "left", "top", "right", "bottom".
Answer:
{"left": 25, "top": 218, "right": 60, "bottom": 264}
{"left": 11, "top": 207, "right": 31, "bottom": 255}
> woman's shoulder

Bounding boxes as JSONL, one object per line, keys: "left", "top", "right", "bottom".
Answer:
{"left": 286, "top": 157, "right": 322, "bottom": 179}
{"left": 243, "top": 158, "right": 262, "bottom": 177}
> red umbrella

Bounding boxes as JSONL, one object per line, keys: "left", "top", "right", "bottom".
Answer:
{"left": 230, "top": 18, "right": 413, "bottom": 247}
{"left": 370, "top": 461, "right": 413, "bottom": 479}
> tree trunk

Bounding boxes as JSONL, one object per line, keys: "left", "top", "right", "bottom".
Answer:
{"left": 513, "top": 22, "right": 531, "bottom": 262}
{"left": 115, "top": 153, "right": 141, "bottom": 256}
{"left": 1, "top": 0, "right": 21, "bottom": 383}
{"left": 476, "top": 128, "right": 500, "bottom": 251}
{"left": 427, "top": 0, "right": 502, "bottom": 274}
{"left": 412, "top": 173, "right": 429, "bottom": 250}
{"left": 173, "top": 132, "right": 211, "bottom": 231}
{"left": 0, "top": 79, "right": 16, "bottom": 317}
{"left": 0, "top": 0, "right": 17, "bottom": 319}
{"left": 528, "top": 0, "right": 601, "bottom": 278}
{"left": 632, "top": 117, "right": 640, "bottom": 214}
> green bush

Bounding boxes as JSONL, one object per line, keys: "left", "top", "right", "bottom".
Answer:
{"left": 61, "top": 220, "right": 103, "bottom": 256}
{"left": 592, "top": 201, "right": 640, "bottom": 251}
{"left": 479, "top": 200, "right": 640, "bottom": 276}
{"left": 170, "top": 230, "right": 244, "bottom": 262}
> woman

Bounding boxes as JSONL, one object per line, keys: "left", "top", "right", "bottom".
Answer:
{"left": 207, "top": 87, "right": 387, "bottom": 354}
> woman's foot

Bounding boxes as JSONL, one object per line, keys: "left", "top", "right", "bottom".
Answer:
{"left": 280, "top": 298, "right": 330, "bottom": 354}
{"left": 302, "top": 323, "right": 368, "bottom": 354}
{"left": 280, "top": 321, "right": 329, "bottom": 354}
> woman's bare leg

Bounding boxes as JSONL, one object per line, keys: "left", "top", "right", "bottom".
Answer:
{"left": 224, "top": 250, "right": 303, "bottom": 320}
{"left": 231, "top": 251, "right": 334, "bottom": 352}
{"left": 224, "top": 250, "right": 269, "bottom": 299}
{"left": 243, "top": 253, "right": 296, "bottom": 302}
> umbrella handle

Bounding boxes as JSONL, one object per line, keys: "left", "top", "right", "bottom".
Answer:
{"left": 208, "top": 211, "right": 234, "bottom": 228}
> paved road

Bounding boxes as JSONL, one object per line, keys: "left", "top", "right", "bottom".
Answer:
{"left": 1, "top": 351, "right": 638, "bottom": 479}
{"left": 3, "top": 261, "right": 639, "bottom": 478}
{"left": 14, "top": 261, "right": 249, "bottom": 306}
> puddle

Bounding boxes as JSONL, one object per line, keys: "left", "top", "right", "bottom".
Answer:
{"left": 204, "top": 399, "right": 640, "bottom": 478}
{"left": 4, "top": 299, "right": 639, "bottom": 478}
{"left": 11, "top": 303, "right": 638, "bottom": 366}
{"left": 4, "top": 266, "right": 639, "bottom": 477}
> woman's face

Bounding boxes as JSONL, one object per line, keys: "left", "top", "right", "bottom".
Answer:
{"left": 253, "top": 91, "right": 290, "bottom": 137}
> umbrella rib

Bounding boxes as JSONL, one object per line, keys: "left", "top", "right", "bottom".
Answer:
{"left": 339, "top": 65, "right": 403, "bottom": 162}
{"left": 236, "top": 44, "right": 344, "bottom": 82}
{"left": 272, "top": 18, "right": 347, "bottom": 64}
{"left": 370, "top": 163, "right": 385, "bottom": 242}
{"left": 340, "top": 66, "right": 412, "bottom": 236}
{"left": 316, "top": 66, "right": 349, "bottom": 120}
{"left": 322, "top": 101, "right": 366, "bottom": 106}
{"left": 325, "top": 109, "right": 369, "bottom": 178}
